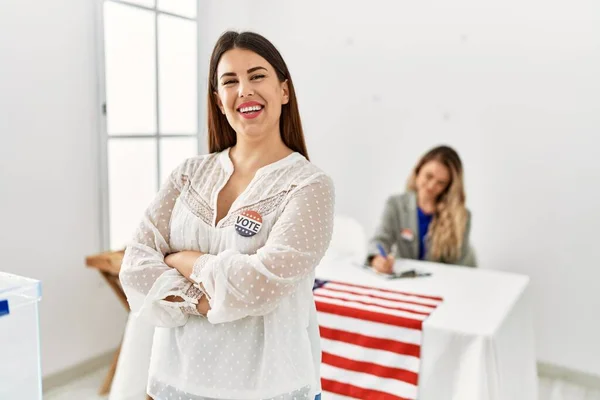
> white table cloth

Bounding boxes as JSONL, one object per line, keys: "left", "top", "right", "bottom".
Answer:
{"left": 110, "top": 256, "right": 537, "bottom": 400}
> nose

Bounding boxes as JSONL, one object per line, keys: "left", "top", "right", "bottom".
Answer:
{"left": 238, "top": 79, "right": 254, "bottom": 98}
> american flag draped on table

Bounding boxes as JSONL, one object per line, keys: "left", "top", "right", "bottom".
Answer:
{"left": 313, "top": 279, "right": 443, "bottom": 400}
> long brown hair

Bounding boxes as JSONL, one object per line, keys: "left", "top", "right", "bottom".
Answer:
{"left": 407, "top": 145, "right": 467, "bottom": 263}
{"left": 207, "top": 31, "right": 309, "bottom": 159}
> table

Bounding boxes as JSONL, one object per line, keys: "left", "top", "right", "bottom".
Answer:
{"left": 315, "top": 255, "right": 538, "bottom": 400}
{"left": 85, "top": 250, "right": 127, "bottom": 396}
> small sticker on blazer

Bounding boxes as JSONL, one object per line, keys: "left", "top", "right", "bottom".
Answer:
{"left": 401, "top": 228, "right": 414, "bottom": 241}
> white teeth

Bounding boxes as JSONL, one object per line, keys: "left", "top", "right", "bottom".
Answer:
{"left": 239, "top": 105, "right": 262, "bottom": 113}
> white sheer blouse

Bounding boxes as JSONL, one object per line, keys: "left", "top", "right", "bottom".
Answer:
{"left": 119, "top": 149, "right": 335, "bottom": 400}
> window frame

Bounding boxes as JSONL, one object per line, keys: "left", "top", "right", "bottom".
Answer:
{"left": 94, "top": 0, "right": 204, "bottom": 250}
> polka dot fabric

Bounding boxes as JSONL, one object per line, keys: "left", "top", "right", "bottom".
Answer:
{"left": 119, "top": 149, "right": 335, "bottom": 400}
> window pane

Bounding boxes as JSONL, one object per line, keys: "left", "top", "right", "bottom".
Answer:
{"left": 115, "top": 0, "right": 156, "bottom": 8}
{"left": 159, "top": 137, "right": 198, "bottom": 183}
{"left": 158, "top": 15, "right": 197, "bottom": 134}
{"left": 108, "top": 139, "right": 158, "bottom": 250}
{"left": 157, "top": 0, "right": 196, "bottom": 18}
{"left": 104, "top": 2, "right": 157, "bottom": 135}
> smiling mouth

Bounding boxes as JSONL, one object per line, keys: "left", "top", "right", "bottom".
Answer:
{"left": 237, "top": 105, "right": 264, "bottom": 114}
{"left": 237, "top": 104, "right": 264, "bottom": 119}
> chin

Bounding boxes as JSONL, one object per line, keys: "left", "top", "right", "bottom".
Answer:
{"left": 238, "top": 127, "right": 264, "bottom": 137}
{"left": 418, "top": 191, "right": 433, "bottom": 201}
{"left": 236, "top": 129, "right": 270, "bottom": 143}
{"left": 236, "top": 121, "right": 278, "bottom": 139}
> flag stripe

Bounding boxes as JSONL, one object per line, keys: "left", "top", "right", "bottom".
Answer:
{"left": 322, "top": 351, "right": 419, "bottom": 385}
{"left": 317, "top": 310, "right": 422, "bottom": 345}
{"left": 326, "top": 280, "right": 443, "bottom": 301}
{"left": 315, "top": 295, "right": 429, "bottom": 321}
{"left": 316, "top": 299, "right": 424, "bottom": 330}
{"left": 322, "top": 378, "right": 413, "bottom": 400}
{"left": 322, "top": 283, "right": 441, "bottom": 307}
{"left": 320, "top": 326, "right": 421, "bottom": 359}
{"left": 314, "top": 289, "right": 432, "bottom": 315}
{"left": 321, "top": 362, "right": 418, "bottom": 397}
{"left": 320, "top": 337, "right": 419, "bottom": 374}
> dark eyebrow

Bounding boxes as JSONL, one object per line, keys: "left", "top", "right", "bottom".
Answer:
{"left": 247, "top": 66, "right": 267, "bottom": 74}
{"left": 219, "top": 66, "right": 267, "bottom": 80}
{"left": 219, "top": 72, "right": 236, "bottom": 79}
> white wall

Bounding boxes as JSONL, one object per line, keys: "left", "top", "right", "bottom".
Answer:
{"left": 198, "top": 0, "right": 600, "bottom": 376}
{"left": 0, "top": 0, "right": 127, "bottom": 377}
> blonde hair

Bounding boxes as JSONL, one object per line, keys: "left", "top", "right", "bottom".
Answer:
{"left": 407, "top": 146, "right": 467, "bottom": 263}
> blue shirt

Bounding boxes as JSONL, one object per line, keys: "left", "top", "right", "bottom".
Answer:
{"left": 417, "top": 207, "right": 433, "bottom": 260}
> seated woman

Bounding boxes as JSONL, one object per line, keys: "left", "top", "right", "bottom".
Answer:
{"left": 367, "top": 145, "right": 476, "bottom": 273}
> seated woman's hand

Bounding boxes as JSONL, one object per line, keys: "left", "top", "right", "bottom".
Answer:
{"left": 371, "top": 255, "right": 395, "bottom": 274}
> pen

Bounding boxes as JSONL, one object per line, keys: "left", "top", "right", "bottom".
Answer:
{"left": 376, "top": 244, "right": 387, "bottom": 258}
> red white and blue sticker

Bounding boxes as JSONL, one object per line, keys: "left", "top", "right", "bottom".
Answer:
{"left": 235, "top": 210, "right": 263, "bottom": 237}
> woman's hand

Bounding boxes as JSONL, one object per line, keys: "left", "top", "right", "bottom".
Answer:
{"left": 196, "top": 295, "right": 210, "bottom": 315}
{"left": 164, "top": 253, "right": 211, "bottom": 316}
{"left": 165, "top": 251, "right": 204, "bottom": 281}
{"left": 163, "top": 292, "right": 211, "bottom": 316}
{"left": 371, "top": 255, "right": 395, "bottom": 274}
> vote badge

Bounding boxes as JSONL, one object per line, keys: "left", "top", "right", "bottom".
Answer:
{"left": 235, "top": 210, "right": 263, "bottom": 237}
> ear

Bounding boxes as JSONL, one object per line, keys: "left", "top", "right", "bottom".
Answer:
{"left": 214, "top": 91, "right": 225, "bottom": 114}
{"left": 281, "top": 79, "right": 290, "bottom": 105}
